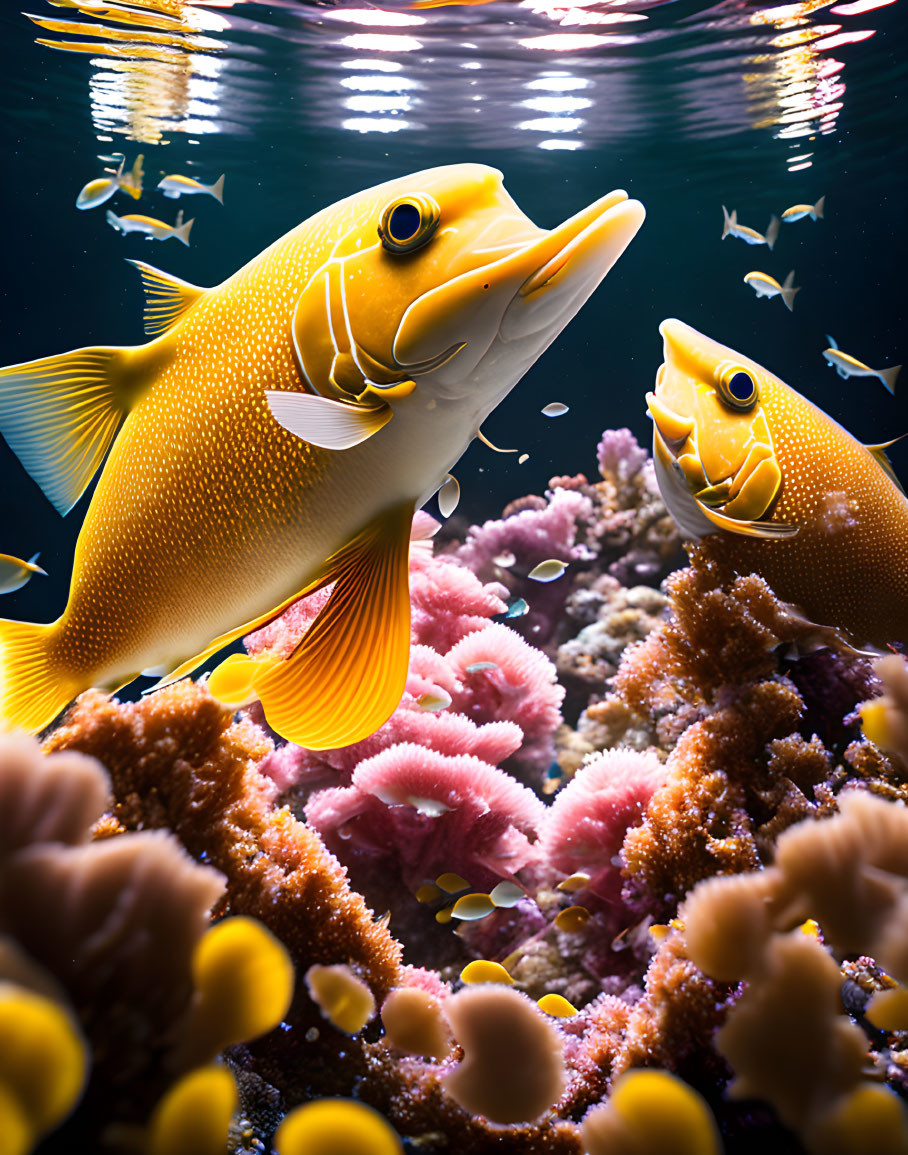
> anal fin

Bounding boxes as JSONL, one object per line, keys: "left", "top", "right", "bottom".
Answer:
{"left": 127, "top": 259, "right": 206, "bottom": 336}
{"left": 251, "top": 500, "right": 414, "bottom": 749}
{"left": 0, "top": 345, "right": 141, "bottom": 515}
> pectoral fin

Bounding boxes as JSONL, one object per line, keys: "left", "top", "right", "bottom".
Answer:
{"left": 265, "top": 390, "right": 392, "bottom": 450}
{"left": 252, "top": 500, "right": 414, "bottom": 749}
{"left": 694, "top": 497, "right": 799, "bottom": 540}
{"left": 0, "top": 345, "right": 140, "bottom": 514}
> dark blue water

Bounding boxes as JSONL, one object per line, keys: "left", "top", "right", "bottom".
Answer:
{"left": 1, "top": 0, "right": 905, "bottom": 628}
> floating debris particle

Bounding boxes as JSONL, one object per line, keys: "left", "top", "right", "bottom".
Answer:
{"left": 556, "top": 872, "right": 591, "bottom": 893}
{"left": 416, "top": 689, "right": 452, "bottom": 712}
{"left": 465, "top": 661, "right": 498, "bottom": 674}
{"left": 274, "top": 1098, "right": 404, "bottom": 1155}
{"left": 518, "top": 453, "right": 529, "bottom": 464}
{"left": 381, "top": 987, "right": 453, "bottom": 1061}
{"left": 527, "top": 559, "right": 567, "bottom": 582}
{"left": 492, "top": 551, "right": 515, "bottom": 568}
{"left": 436, "top": 873, "right": 470, "bottom": 894}
{"left": 541, "top": 402, "right": 569, "bottom": 417}
{"left": 554, "top": 906, "right": 591, "bottom": 933}
{"left": 438, "top": 474, "right": 460, "bottom": 518}
{"left": 489, "top": 881, "right": 524, "bottom": 908}
{"left": 452, "top": 893, "right": 497, "bottom": 921}
{"left": 461, "top": 959, "right": 514, "bottom": 985}
{"left": 537, "top": 993, "right": 578, "bottom": 1017}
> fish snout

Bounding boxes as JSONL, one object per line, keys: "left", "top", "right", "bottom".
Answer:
{"left": 500, "top": 194, "right": 645, "bottom": 341}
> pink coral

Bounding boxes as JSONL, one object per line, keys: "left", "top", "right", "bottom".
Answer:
{"left": 305, "top": 744, "right": 546, "bottom": 893}
{"left": 253, "top": 515, "right": 563, "bottom": 793}
{"left": 540, "top": 749, "right": 666, "bottom": 902}
{"left": 452, "top": 486, "right": 594, "bottom": 646}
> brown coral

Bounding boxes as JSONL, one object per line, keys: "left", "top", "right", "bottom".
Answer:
{"left": 680, "top": 791, "right": 908, "bottom": 1151}
{"left": 45, "top": 683, "right": 404, "bottom": 1104}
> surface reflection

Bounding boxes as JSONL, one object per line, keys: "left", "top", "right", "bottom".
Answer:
{"left": 20, "top": 0, "right": 900, "bottom": 170}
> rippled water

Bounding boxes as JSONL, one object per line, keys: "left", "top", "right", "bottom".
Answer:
{"left": 0, "top": 0, "right": 905, "bottom": 624}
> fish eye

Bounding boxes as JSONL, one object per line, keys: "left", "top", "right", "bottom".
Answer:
{"left": 378, "top": 194, "right": 440, "bottom": 255}
{"left": 716, "top": 363, "right": 758, "bottom": 411}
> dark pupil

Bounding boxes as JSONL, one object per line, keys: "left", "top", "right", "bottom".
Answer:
{"left": 389, "top": 202, "right": 421, "bottom": 243}
{"left": 728, "top": 372, "right": 754, "bottom": 401}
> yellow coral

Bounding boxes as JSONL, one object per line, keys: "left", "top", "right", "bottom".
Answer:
{"left": 807, "top": 1085, "right": 908, "bottom": 1155}
{"left": 0, "top": 983, "right": 86, "bottom": 1150}
{"left": 274, "top": 1098, "right": 403, "bottom": 1155}
{"left": 581, "top": 1070, "right": 722, "bottom": 1155}
{"left": 148, "top": 1065, "right": 237, "bottom": 1155}
{"left": 179, "top": 916, "right": 295, "bottom": 1068}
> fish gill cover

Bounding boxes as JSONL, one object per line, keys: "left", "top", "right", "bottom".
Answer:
{"left": 0, "top": 0, "right": 907, "bottom": 1152}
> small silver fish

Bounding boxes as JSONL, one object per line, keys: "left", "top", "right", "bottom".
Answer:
{"left": 506, "top": 598, "right": 529, "bottom": 618}
{"left": 721, "top": 206, "right": 780, "bottom": 250}
{"left": 743, "top": 269, "right": 800, "bottom": 312}
{"left": 528, "top": 559, "right": 567, "bottom": 582}
{"left": 76, "top": 154, "right": 144, "bottom": 210}
{"left": 0, "top": 552, "right": 46, "bottom": 595}
{"left": 106, "top": 208, "right": 194, "bottom": 246}
{"left": 541, "top": 402, "right": 569, "bottom": 417}
{"left": 823, "top": 335, "right": 901, "bottom": 395}
{"left": 157, "top": 173, "right": 225, "bottom": 203}
{"left": 781, "top": 196, "right": 825, "bottom": 223}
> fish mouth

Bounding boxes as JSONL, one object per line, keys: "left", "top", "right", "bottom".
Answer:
{"left": 392, "top": 190, "right": 645, "bottom": 372}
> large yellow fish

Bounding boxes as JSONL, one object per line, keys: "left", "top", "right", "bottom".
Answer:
{"left": 0, "top": 164, "right": 644, "bottom": 745}
{"left": 647, "top": 319, "right": 908, "bottom": 649}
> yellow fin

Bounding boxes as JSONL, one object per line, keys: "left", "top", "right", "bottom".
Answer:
{"left": 0, "top": 619, "right": 78, "bottom": 734}
{"left": 253, "top": 501, "right": 414, "bottom": 749}
{"left": 0, "top": 345, "right": 138, "bottom": 515}
{"left": 127, "top": 259, "right": 206, "bottom": 336}
{"left": 266, "top": 390, "right": 392, "bottom": 450}
{"left": 864, "top": 438, "right": 906, "bottom": 495}
{"left": 694, "top": 496, "right": 799, "bottom": 540}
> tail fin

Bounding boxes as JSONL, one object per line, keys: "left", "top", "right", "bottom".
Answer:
{"left": 780, "top": 271, "right": 800, "bottom": 312}
{"left": 0, "top": 619, "right": 76, "bottom": 735}
{"left": 0, "top": 345, "right": 139, "bottom": 514}
{"left": 877, "top": 365, "right": 901, "bottom": 395}
{"left": 826, "top": 334, "right": 838, "bottom": 350}
{"left": 209, "top": 174, "right": 225, "bottom": 204}
{"left": 812, "top": 195, "right": 825, "bottom": 220}
{"left": 765, "top": 215, "right": 780, "bottom": 250}
{"left": 106, "top": 209, "right": 121, "bottom": 232}
{"left": 173, "top": 217, "right": 194, "bottom": 247}
{"left": 721, "top": 205, "right": 733, "bottom": 239}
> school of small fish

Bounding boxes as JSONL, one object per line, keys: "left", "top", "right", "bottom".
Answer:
{"left": 76, "top": 151, "right": 224, "bottom": 247}
{"left": 720, "top": 194, "right": 900, "bottom": 390}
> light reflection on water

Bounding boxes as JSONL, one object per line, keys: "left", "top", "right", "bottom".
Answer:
{"left": 18, "top": 0, "right": 902, "bottom": 174}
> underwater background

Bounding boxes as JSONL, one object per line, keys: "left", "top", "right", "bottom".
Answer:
{"left": 2, "top": 3, "right": 908, "bottom": 1155}
{"left": 0, "top": 0, "right": 905, "bottom": 627}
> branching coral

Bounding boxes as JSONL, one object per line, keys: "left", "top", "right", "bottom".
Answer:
{"left": 44, "top": 683, "right": 404, "bottom": 1109}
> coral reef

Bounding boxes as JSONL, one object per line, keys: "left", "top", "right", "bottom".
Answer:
{"left": 14, "top": 426, "right": 908, "bottom": 1154}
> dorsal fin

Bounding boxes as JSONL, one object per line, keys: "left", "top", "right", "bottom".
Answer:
{"left": 127, "top": 259, "right": 206, "bottom": 336}
{"left": 864, "top": 436, "right": 907, "bottom": 495}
